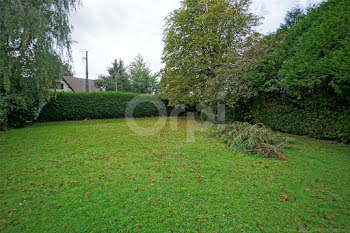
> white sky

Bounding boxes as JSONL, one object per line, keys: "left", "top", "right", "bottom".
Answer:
{"left": 70, "top": 0, "right": 324, "bottom": 79}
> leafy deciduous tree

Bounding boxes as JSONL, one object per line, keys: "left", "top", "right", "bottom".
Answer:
{"left": 161, "top": 0, "right": 260, "bottom": 106}
{"left": 0, "top": 0, "right": 80, "bottom": 128}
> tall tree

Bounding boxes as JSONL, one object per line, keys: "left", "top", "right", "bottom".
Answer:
{"left": 284, "top": 7, "right": 305, "bottom": 28}
{"left": 95, "top": 59, "right": 131, "bottom": 92}
{"left": 245, "top": 0, "right": 350, "bottom": 98}
{"left": 0, "top": 0, "right": 79, "bottom": 128}
{"left": 161, "top": 0, "right": 260, "bottom": 106}
{"left": 129, "top": 55, "right": 159, "bottom": 94}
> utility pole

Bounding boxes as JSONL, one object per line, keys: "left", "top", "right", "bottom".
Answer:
{"left": 115, "top": 73, "right": 118, "bottom": 92}
{"left": 83, "top": 50, "right": 89, "bottom": 92}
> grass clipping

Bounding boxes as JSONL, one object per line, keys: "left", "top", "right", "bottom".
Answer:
{"left": 212, "top": 122, "right": 289, "bottom": 159}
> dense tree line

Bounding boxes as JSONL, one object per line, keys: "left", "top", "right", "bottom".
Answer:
{"left": 95, "top": 55, "right": 160, "bottom": 94}
{"left": 161, "top": 0, "right": 350, "bottom": 141}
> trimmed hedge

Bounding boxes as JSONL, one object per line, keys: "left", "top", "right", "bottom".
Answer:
{"left": 200, "top": 100, "right": 252, "bottom": 124}
{"left": 251, "top": 93, "right": 350, "bottom": 143}
{"left": 38, "top": 92, "right": 172, "bottom": 121}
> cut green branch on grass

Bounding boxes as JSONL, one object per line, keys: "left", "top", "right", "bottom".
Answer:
{"left": 211, "top": 122, "right": 290, "bottom": 159}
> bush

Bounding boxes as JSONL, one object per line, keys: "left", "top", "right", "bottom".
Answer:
{"left": 0, "top": 95, "right": 7, "bottom": 130}
{"left": 200, "top": 99, "right": 253, "bottom": 124}
{"left": 211, "top": 122, "right": 289, "bottom": 159}
{"left": 38, "top": 92, "right": 172, "bottom": 121}
{"left": 251, "top": 93, "right": 350, "bottom": 143}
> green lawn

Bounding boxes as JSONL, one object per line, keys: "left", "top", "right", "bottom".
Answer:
{"left": 0, "top": 118, "right": 349, "bottom": 232}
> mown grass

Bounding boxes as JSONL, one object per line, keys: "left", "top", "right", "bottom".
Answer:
{"left": 0, "top": 118, "right": 349, "bottom": 232}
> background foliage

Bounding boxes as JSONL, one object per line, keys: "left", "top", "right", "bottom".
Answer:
{"left": 95, "top": 55, "right": 160, "bottom": 94}
{"left": 196, "top": 0, "right": 350, "bottom": 142}
{"left": 95, "top": 59, "right": 132, "bottom": 92}
{"left": 129, "top": 55, "right": 160, "bottom": 94}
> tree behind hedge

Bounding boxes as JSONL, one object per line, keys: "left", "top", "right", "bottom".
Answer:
{"left": 0, "top": 0, "right": 79, "bottom": 128}
{"left": 129, "top": 55, "right": 159, "bottom": 94}
{"left": 96, "top": 59, "right": 132, "bottom": 92}
{"left": 161, "top": 0, "right": 260, "bottom": 107}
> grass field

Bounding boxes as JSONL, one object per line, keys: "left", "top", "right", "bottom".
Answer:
{"left": 0, "top": 118, "right": 349, "bottom": 232}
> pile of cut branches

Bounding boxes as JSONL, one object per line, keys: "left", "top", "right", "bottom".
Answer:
{"left": 212, "top": 122, "right": 290, "bottom": 159}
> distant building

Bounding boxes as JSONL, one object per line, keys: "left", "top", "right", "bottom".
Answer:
{"left": 56, "top": 76, "right": 101, "bottom": 93}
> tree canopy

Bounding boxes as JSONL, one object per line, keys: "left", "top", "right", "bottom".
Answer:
{"left": 245, "top": 0, "right": 350, "bottom": 98}
{"left": 129, "top": 55, "right": 159, "bottom": 94}
{"left": 0, "top": 0, "right": 79, "bottom": 128}
{"left": 96, "top": 55, "right": 159, "bottom": 94}
{"left": 95, "top": 59, "right": 131, "bottom": 92}
{"left": 161, "top": 0, "right": 260, "bottom": 106}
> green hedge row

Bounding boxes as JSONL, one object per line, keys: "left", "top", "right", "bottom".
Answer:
{"left": 251, "top": 93, "right": 350, "bottom": 143}
{"left": 38, "top": 92, "right": 173, "bottom": 121}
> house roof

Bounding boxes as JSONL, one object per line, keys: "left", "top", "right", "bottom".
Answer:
{"left": 63, "top": 76, "right": 100, "bottom": 93}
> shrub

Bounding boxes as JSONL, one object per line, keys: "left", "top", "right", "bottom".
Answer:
{"left": 0, "top": 95, "right": 7, "bottom": 130}
{"left": 251, "top": 93, "right": 350, "bottom": 143}
{"left": 211, "top": 122, "right": 289, "bottom": 159}
{"left": 38, "top": 92, "right": 172, "bottom": 121}
{"left": 200, "top": 99, "right": 253, "bottom": 124}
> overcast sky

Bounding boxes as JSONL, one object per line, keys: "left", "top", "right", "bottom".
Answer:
{"left": 70, "top": 0, "right": 323, "bottom": 79}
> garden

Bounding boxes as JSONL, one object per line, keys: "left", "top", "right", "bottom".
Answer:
{"left": 0, "top": 118, "right": 349, "bottom": 232}
{"left": 1, "top": 0, "right": 350, "bottom": 232}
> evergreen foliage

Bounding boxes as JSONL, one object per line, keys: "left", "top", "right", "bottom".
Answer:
{"left": 211, "top": 122, "right": 290, "bottom": 159}
{"left": 129, "top": 55, "right": 159, "bottom": 94}
{"left": 202, "top": 0, "right": 350, "bottom": 142}
{"left": 38, "top": 92, "right": 171, "bottom": 121}
{"left": 95, "top": 59, "right": 132, "bottom": 92}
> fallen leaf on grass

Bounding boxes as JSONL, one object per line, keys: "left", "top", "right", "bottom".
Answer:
{"left": 153, "top": 201, "right": 161, "bottom": 206}
{"left": 282, "top": 194, "right": 289, "bottom": 201}
{"left": 257, "top": 223, "right": 264, "bottom": 231}
{"left": 0, "top": 220, "right": 5, "bottom": 231}
{"left": 8, "top": 209, "right": 17, "bottom": 217}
